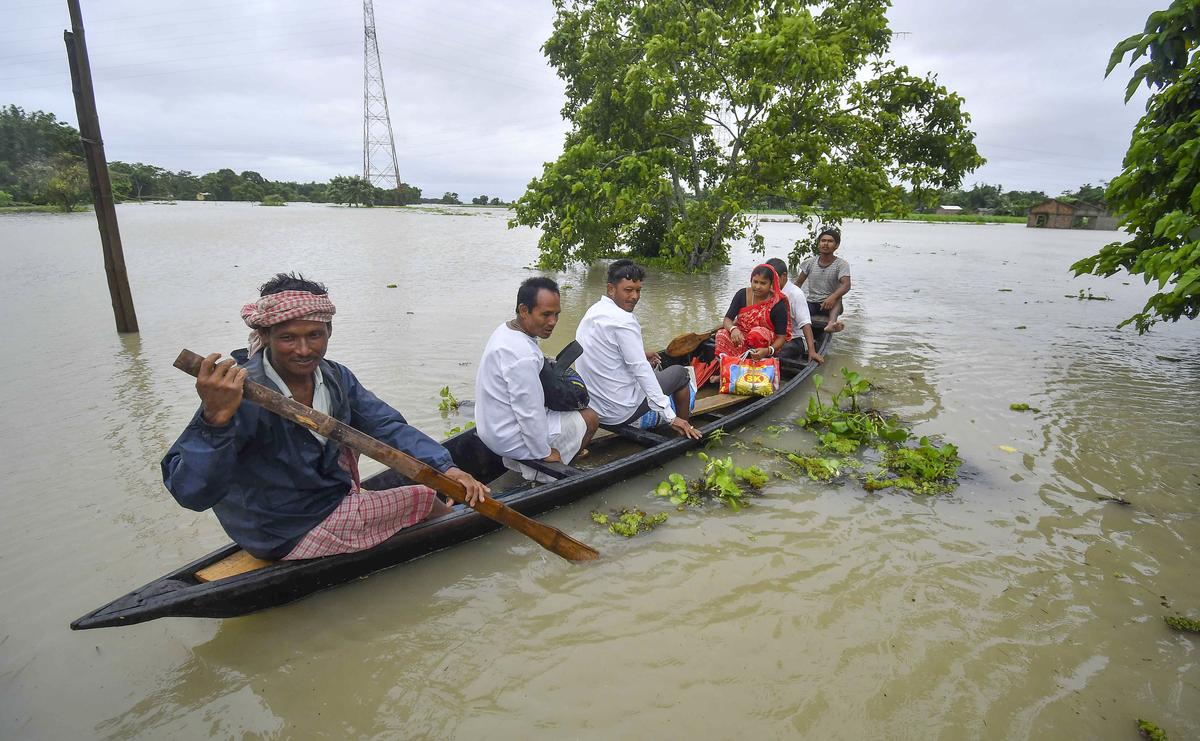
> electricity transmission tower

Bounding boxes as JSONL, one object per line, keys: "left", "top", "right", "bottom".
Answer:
{"left": 362, "top": 0, "right": 401, "bottom": 201}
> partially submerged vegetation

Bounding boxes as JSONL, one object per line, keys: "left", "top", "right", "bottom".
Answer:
{"left": 1164, "top": 615, "right": 1200, "bottom": 633}
{"left": 437, "top": 386, "right": 461, "bottom": 413}
{"left": 767, "top": 369, "right": 962, "bottom": 495}
{"left": 595, "top": 369, "right": 961, "bottom": 537}
{"left": 656, "top": 453, "right": 769, "bottom": 512}
{"left": 1137, "top": 718, "right": 1169, "bottom": 741}
{"left": 591, "top": 508, "right": 668, "bottom": 537}
{"left": 1009, "top": 402, "right": 1040, "bottom": 412}
{"left": 1065, "top": 288, "right": 1112, "bottom": 301}
{"left": 655, "top": 369, "right": 962, "bottom": 501}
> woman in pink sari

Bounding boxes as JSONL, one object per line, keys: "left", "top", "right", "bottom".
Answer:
{"left": 714, "top": 263, "right": 792, "bottom": 360}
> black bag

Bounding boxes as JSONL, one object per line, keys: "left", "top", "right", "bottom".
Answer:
{"left": 540, "top": 341, "right": 590, "bottom": 411}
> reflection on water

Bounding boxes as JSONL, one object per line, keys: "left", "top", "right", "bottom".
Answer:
{"left": 1, "top": 204, "right": 1198, "bottom": 739}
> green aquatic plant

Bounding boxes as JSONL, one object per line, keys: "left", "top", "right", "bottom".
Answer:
{"left": 698, "top": 453, "right": 752, "bottom": 511}
{"left": 834, "top": 368, "right": 871, "bottom": 412}
{"left": 444, "top": 420, "right": 476, "bottom": 436}
{"left": 785, "top": 453, "right": 844, "bottom": 481}
{"left": 1065, "top": 288, "right": 1112, "bottom": 301}
{"left": 437, "top": 386, "right": 461, "bottom": 413}
{"left": 655, "top": 454, "right": 768, "bottom": 512}
{"left": 818, "top": 431, "right": 860, "bottom": 456}
{"left": 1009, "top": 402, "right": 1040, "bottom": 412}
{"left": 655, "top": 472, "right": 699, "bottom": 507}
{"left": 704, "top": 427, "right": 729, "bottom": 448}
{"left": 1137, "top": 719, "right": 1169, "bottom": 741}
{"left": 1164, "top": 615, "right": 1200, "bottom": 633}
{"left": 873, "top": 437, "right": 962, "bottom": 495}
{"left": 591, "top": 508, "right": 668, "bottom": 537}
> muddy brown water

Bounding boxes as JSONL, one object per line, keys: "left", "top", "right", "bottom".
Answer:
{"left": 1, "top": 202, "right": 1197, "bottom": 739}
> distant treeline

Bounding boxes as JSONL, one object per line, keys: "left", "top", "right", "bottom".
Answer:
{"left": 2, "top": 104, "right": 1095, "bottom": 215}
{"left": 756, "top": 181, "right": 1108, "bottom": 217}
{"left": 0, "top": 105, "right": 507, "bottom": 210}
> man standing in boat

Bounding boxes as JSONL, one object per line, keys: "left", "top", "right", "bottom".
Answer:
{"left": 575, "top": 260, "right": 702, "bottom": 439}
{"left": 475, "top": 277, "right": 600, "bottom": 481}
{"left": 161, "top": 273, "right": 489, "bottom": 561}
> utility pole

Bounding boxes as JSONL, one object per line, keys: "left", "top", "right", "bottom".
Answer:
{"left": 64, "top": 0, "right": 138, "bottom": 333}
{"left": 362, "top": 0, "right": 402, "bottom": 205}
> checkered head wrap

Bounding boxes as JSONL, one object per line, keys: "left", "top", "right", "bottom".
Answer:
{"left": 241, "top": 290, "right": 336, "bottom": 356}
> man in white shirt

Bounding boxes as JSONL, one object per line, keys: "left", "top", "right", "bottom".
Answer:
{"left": 575, "top": 260, "right": 703, "bottom": 440}
{"left": 475, "top": 277, "right": 599, "bottom": 481}
{"left": 766, "top": 258, "right": 824, "bottom": 365}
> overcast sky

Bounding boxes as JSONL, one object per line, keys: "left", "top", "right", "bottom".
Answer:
{"left": 0, "top": 0, "right": 1162, "bottom": 200}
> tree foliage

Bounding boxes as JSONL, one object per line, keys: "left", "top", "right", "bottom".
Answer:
{"left": 512, "top": 0, "right": 983, "bottom": 270}
{"left": 1072, "top": 0, "right": 1200, "bottom": 332}
{"left": 326, "top": 175, "right": 375, "bottom": 207}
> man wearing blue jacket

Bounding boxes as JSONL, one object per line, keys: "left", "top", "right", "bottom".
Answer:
{"left": 161, "top": 273, "right": 488, "bottom": 561}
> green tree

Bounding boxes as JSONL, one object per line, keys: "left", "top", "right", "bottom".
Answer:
{"left": 0, "top": 106, "right": 81, "bottom": 201}
{"left": 231, "top": 180, "right": 264, "bottom": 201}
{"left": 997, "top": 189, "right": 1048, "bottom": 216}
{"left": 109, "top": 161, "right": 168, "bottom": 199}
{"left": 36, "top": 155, "right": 87, "bottom": 211}
{"left": 440, "top": 191, "right": 461, "bottom": 205}
{"left": 200, "top": 168, "right": 239, "bottom": 200}
{"left": 472, "top": 194, "right": 489, "bottom": 205}
{"left": 1072, "top": 0, "right": 1200, "bottom": 332}
{"left": 1059, "top": 182, "right": 1108, "bottom": 206}
{"left": 327, "top": 175, "right": 374, "bottom": 207}
{"left": 397, "top": 182, "right": 421, "bottom": 205}
{"left": 512, "top": 0, "right": 983, "bottom": 270}
{"left": 108, "top": 166, "right": 132, "bottom": 201}
{"left": 167, "top": 170, "right": 201, "bottom": 200}
{"left": 490, "top": 196, "right": 503, "bottom": 206}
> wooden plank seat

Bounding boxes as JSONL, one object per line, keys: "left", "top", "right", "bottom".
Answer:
{"left": 691, "top": 392, "right": 754, "bottom": 416}
{"left": 195, "top": 549, "right": 274, "bottom": 582}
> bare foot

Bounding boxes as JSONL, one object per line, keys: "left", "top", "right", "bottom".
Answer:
{"left": 575, "top": 448, "right": 590, "bottom": 460}
{"left": 826, "top": 320, "right": 845, "bottom": 333}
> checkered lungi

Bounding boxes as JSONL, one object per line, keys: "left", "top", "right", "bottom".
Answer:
{"left": 284, "top": 446, "right": 437, "bottom": 560}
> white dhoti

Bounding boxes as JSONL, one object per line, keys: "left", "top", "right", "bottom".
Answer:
{"left": 502, "top": 410, "right": 588, "bottom": 483}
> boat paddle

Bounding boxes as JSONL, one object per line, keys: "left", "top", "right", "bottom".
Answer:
{"left": 173, "top": 349, "right": 599, "bottom": 563}
{"left": 665, "top": 325, "right": 721, "bottom": 357}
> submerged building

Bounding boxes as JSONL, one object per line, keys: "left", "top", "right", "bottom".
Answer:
{"left": 1026, "top": 199, "right": 1118, "bottom": 230}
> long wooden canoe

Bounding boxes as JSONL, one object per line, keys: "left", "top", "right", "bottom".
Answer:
{"left": 71, "top": 330, "right": 831, "bottom": 629}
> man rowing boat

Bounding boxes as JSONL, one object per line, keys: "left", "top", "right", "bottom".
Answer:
{"left": 161, "top": 273, "right": 489, "bottom": 560}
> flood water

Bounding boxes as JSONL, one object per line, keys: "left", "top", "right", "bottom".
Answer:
{"left": 1, "top": 202, "right": 1198, "bottom": 739}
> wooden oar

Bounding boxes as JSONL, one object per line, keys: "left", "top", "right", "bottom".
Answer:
{"left": 173, "top": 349, "right": 599, "bottom": 563}
{"left": 665, "top": 325, "right": 721, "bottom": 357}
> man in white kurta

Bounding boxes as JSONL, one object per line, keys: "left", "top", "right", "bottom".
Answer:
{"left": 575, "top": 260, "right": 702, "bottom": 439}
{"left": 475, "top": 278, "right": 598, "bottom": 481}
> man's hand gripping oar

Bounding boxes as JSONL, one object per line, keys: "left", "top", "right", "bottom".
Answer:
{"left": 174, "top": 349, "right": 599, "bottom": 563}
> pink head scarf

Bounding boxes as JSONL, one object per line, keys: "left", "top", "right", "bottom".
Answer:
{"left": 240, "top": 290, "right": 336, "bottom": 356}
